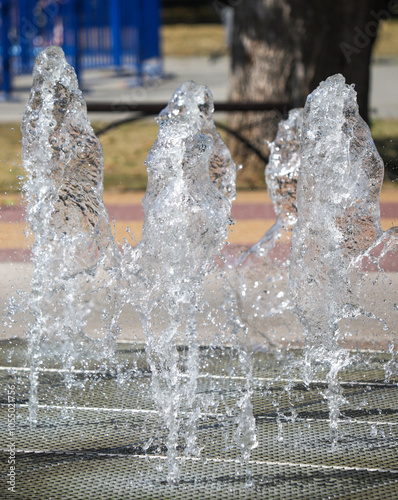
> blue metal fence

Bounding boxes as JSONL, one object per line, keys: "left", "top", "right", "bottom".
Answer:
{"left": 0, "top": 0, "right": 162, "bottom": 94}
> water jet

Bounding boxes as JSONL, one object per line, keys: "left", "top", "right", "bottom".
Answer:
{"left": 0, "top": 48, "right": 397, "bottom": 499}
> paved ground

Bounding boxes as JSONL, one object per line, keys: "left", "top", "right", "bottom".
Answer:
{"left": 370, "top": 61, "right": 398, "bottom": 119}
{"left": 0, "top": 188, "right": 397, "bottom": 343}
{"left": 0, "top": 56, "right": 230, "bottom": 123}
{"left": 0, "top": 55, "right": 397, "bottom": 346}
{"left": 0, "top": 56, "right": 398, "bottom": 122}
{"left": 1, "top": 189, "right": 397, "bottom": 260}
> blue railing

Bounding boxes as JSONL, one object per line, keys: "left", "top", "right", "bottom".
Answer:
{"left": 0, "top": 0, "right": 162, "bottom": 94}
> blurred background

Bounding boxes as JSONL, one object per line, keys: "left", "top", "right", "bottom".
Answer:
{"left": 0, "top": 0, "right": 398, "bottom": 194}
{"left": 0, "top": 0, "right": 397, "bottom": 298}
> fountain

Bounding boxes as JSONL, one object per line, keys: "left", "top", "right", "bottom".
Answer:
{"left": 119, "top": 80, "right": 256, "bottom": 480}
{"left": 17, "top": 48, "right": 258, "bottom": 482}
{"left": 0, "top": 48, "right": 397, "bottom": 498}
{"left": 20, "top": 47, "right": 121, "bottom": 426}
{"left": 290, "top": 74, "right": 397, "bottom": 444}
{"left": 234, "top": 108, "right": 303, "bottom": 346}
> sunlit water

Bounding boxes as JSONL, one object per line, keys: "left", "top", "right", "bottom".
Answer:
{"left": 235, "top": 108, "right": 304, "bottom": 346}
{"left": 120, "top": 81, "right": 257, "bottom": 480}
{"left": 19, "top": 50, "right": 257, "bottom": 481}
{"left": 8, "top": 46, "right": 398, "bottom": 484}
{"left": 21, "top": 46, "right": 121, "bottom": 426}
{"left": 289, "top": 74, "right": 393, "bottom": 446}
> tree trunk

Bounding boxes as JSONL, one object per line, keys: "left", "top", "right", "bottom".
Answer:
{"left": 229, "top": 0, "right": 389, "bottom": 184}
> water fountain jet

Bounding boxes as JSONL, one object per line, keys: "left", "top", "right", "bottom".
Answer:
{"left": 235, "top": 109, "right": 304, "bottom": 346}
{"left": 21, "top": 46, "right": 121, "bottom": 425}
{"left": 1, "top": 48, "right": 398, "bottom": 498}
{"left": 120, "top": 80, "right": 256, "bottom": 480}
{"left": 289, "top": 74, "right": 388, "bottom": 445}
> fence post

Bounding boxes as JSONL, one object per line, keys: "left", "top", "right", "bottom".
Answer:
{"left": 1, "top": 0, "right": 12, "bottom": 95}
{"left": 109, "top": 0, "right": 121, "bottom": 69}
{"left": 136, "top": 0, "right": 144, "bottom": 83}
{"left": 19, "top": 0, "right": 30, "bottom": 72}
{"left": 64, "top": 0, "right": 83, "bottom": 80}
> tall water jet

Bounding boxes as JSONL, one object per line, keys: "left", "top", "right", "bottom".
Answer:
{"left": 236, "top": 109, "right": 303, "bottom": 345}
{"left": 348, "top": 212, "right": 398, "bottom": 375}
{"left": 21, "top": 46, "right": 121, "bottom": 425}
{"left": 289, "top": 74, "right": 384, "bottom": 444}
{"left": 121, "top": 81, "right": 256, "bottom": 481}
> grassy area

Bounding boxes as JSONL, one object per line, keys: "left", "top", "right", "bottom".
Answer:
{"left": 99, "top": 120, "right": 157, "bottom": 190}
{"left": 161, "top": 18, "right": 398, "bottom": 60}
{"left": 0, "top": 126, "right": 24, "bottom": 197}
{"left": 0, "top": 120, "right": 232, "bottom": 194}
{"left": 162, "top": 24, "right": 228, "bottom": 58}
{"left": 0, "top": 119, "right": 396, "bottom": 202}
{"left": 0, "top": 20, "right": 397, "bottom": 199}
{"left": 373, "top": 19, "right": 398, "bottom": 60}
{"left": 0, "top": 121, "right": 158, "bottom": 196}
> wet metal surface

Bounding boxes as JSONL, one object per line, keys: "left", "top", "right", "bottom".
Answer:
{"left": 1, "top": 340, "right": 398, "bottom": 499}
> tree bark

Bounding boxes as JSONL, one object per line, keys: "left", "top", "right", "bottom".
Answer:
{"left": 228, "top": 0, "right": 390, "bottom": 183}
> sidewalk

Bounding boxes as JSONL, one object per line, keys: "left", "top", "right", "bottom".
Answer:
{"left": 0, "top": 56, "right": 230, "bottom": 123}
{"left": 0, "top": 187, "right": 397, "bottom": 346}
{"left": 1, "top": 57, "right": 398, "bottom": 122}
{"left": 1, "top": 188, "right": 397, "bottom": 262}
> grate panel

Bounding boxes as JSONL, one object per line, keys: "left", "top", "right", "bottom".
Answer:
{"left": 1, "top": 453, "right": 398, "bottom": 500}
{"left": 1, "top": 340, "right": 398, "bottom": 499}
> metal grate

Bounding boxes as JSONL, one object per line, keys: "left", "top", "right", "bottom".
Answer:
{"left": 1, "top": 340, "right": 398, "bottom": 499}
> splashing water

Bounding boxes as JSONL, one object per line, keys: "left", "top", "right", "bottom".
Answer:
{"left": 235, "top": 109, "right": 303, "bottom": 346}
{"left": 21, "top": 47, "right": 121, "bottom": 426}
{"left": 289, "top": 74, "right": 385, "bottom": 445}
{"left": 120, "top": 81, "right": 256, "bottom": 481}
{"left": 16, "top": 45, "right": 397, "bottom": 487}
{"left": 349, "top": 211, "right": 398, "bottom": 377}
